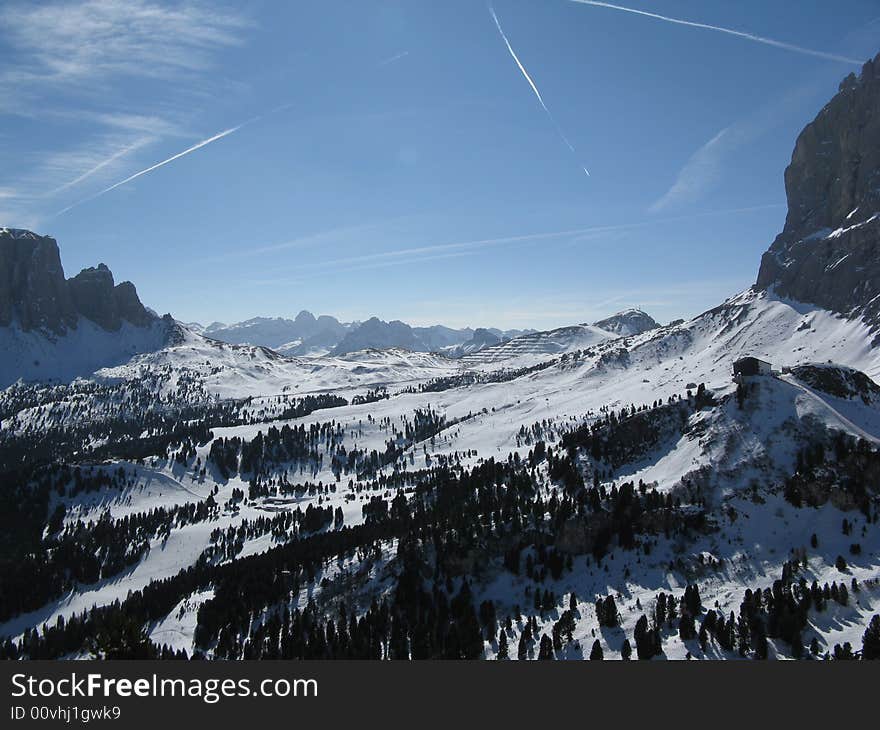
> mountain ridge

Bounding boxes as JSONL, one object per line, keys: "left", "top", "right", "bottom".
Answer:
{"left": 757, "top": 50, "right": 880, "bottom": 338}
{"left": 0, "top": 228, "right": 156, "bottom": 336}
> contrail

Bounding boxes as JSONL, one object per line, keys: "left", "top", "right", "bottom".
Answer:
{"left": 568, "top": 1, "right": 863, "bottom": 65}
{"left": 55, "top": 121, "right": 255, "bottom": 216}
{"left": 48, "top": 137, "right": 153, "bottom": 197}
{"left": 378, "top": 51, "right": 409, "bottom": 67}
{"left": 489, "top": 4, "right": 590, "bottom": 177}
{"left": 245, "top": 202, "right": 784, "bottom": 284}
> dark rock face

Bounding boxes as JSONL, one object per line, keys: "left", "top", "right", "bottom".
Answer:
{"left": 0, "top": 228, "right": 155, "bottom": 335}
{"left": 68, "top": 264, "right": 119, "bottom": 331}
{"left": 113, "top": 280, "right": 154, "bottom": 327}
{"left": 756, "top": 52, "right": 880, "bottom": 331}
{"left": 0, "top": 229, "right": 77, "bottom": 335}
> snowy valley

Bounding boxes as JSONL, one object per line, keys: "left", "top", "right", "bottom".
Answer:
{"left": 2, "top": 54, "right": 880, "bottom": 662}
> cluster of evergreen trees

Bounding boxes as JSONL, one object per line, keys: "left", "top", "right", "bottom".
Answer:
{"left": 3, "top": 359, "right": 879, "bottom": 663}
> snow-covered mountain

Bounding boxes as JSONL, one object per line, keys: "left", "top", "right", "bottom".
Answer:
{"left": 593, "top": 308, "right": 659, "bottom": 337}
{"left": 458, "top": 322, "right": 618, "bottom": 366}
{"left": 2, "top": 53, "right": 880, "bottom": 662}
{"left": 330, "top": 317, "right": 525, "bottom": 356}
{"left": 192, "top": 313, "right": 530, "bottom": 358}
{"left": 443, "top": 327, "right": 503, "bottom": 358}
{"left": 446, "top": 310, "right": 659, "bottom": 363}
{"left": 197, "top": 311, "right": 350, "bottom": 355}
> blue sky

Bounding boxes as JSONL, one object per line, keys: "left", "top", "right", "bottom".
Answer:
{"left": 2, "top": 0, "right": 879, "bottom": 330}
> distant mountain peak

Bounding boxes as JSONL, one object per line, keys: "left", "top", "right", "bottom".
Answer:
{"left": 593, "top": 309, "right": 659, "bottom": 336}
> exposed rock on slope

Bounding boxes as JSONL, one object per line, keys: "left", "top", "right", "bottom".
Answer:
{"left": 756, "top": 52, "right": 880, "bottom": 333}
{"left": 593, "top": 309, "right": 659, "bottom": 337}
{"left": 790, "top": 363, "right": 880, "bottom": 405}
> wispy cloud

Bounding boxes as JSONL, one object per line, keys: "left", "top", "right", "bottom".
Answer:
{"left": 245, "top": 204, "right": 783, "bottom": 285}
{"left": 488, "top": 4, "right": 591, "bottom": 177}
{"left": 0, "top": 0, "right": 250, "bottom": 99}
{"left": 568, "top": 1, "right": 863, "bottom": 65}
{"left": 378, "top": 51, "right": 410, "bottom": 67}
{"left": 650, "top": 127, "right": 730, "bottom": 213}
{"left": 0, "top": 1, "right": 251, "bottom": 227}
{"left": 47, "top": 138, "right": 154, "bottom": 197}
{"left": 203, "top": 222, "right": 395, "bottom": 263}
{"left": 56, "top": 122, "right": 251, "bottom": 217}
{"left": 650, "top": 86, "right": 818, "bottom": 212}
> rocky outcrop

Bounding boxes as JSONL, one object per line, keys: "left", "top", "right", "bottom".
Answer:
{"left": 0, "top": 229, "right": 77, "bottom": 335}
{"left": 790, "top": 363, "right": 880, "bottom": 405}
{"left": 0, "top": 228, "right": 156, "bottom": 335}
{"left": 593, "top": 309, "right": 659, "bottom": 337}
{"left": 113, "top": 280, "right": 154, "bottom": 327}
{"left": 756, "top": 52, "right": 880, "bottom": 333}
{"left": 67, "top": 264, "right": 152, "bottom": 331}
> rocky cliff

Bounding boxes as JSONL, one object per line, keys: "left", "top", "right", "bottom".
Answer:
{"left": 0, "top": 228, "right": 77, "bottom": 335}
{"left": 0, "top": 228, "right": 155, "bottom": 336}
{"left": 756, "top": 52, "right": 880, "bottom": 334}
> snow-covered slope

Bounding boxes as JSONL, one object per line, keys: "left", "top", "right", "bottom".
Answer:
{"left": 0, "top": 316, "right": 173, "bottom": 388}
{"left": 3, "top": 291, "right": 878, "bottom": 657}
{"left": 94, "top": 330, "right": 461, "bottom": 401}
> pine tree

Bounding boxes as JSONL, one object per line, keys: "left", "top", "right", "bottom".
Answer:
{"left": 538, "top": 634, "right": 554, "bottom": 660}
{"left": 497, "top": 629, "right": 508, "bottom": 660}
{"left": 589, "top": 639, "right": 603, "bottom": 660}
{"left": 634, "top": 614, "right": 660, "bottom": 660}
{"left": 517, "top": 631, "right": 528, "bottom": 660}
{"left": 863, "top": 615, "right": 880, "bottom": 660}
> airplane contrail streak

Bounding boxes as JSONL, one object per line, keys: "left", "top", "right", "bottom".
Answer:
{"left": 489, "top": 4, "right": 590, "bottom": 177}
{"left": 55, "top": 121, "right": 255, "bottom": 216}
{"left": 245, "top": 202, "right": 784, "bottom": 284}
{"left": 568, "top": 0, "right": 863, "bottom": 65}
{"left": 48, "top": 138, "right": 153, "bottom": 197}
{"left": 378, "top": 51, "right": 410, "bottom": 67}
